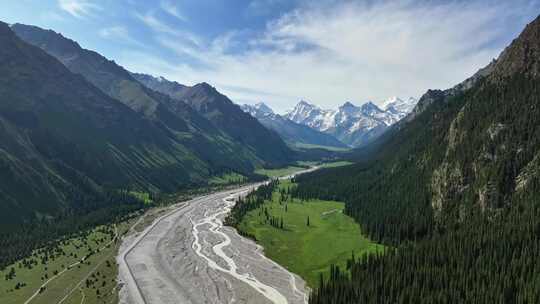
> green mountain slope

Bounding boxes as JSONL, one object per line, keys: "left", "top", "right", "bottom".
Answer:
{"left": 132, "top": 73, "right": 294, "bottom": 165}
{"left": 0, "top": 23, "right": 274, "bottom": 233}
{"left": 10, "top": 23, "right": 288, "bottom": 171}
{"left": 293, "top": 16, "right": 540, "bottom": 303}
{"left": 0, "top": 22, "right": 247, "bottom": 230}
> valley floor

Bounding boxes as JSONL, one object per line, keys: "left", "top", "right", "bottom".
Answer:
{"left": 0, "top": 161, "right": 352, "bottom": 304}
{"left": 117, "top": 172, "right": 318, "bottom": 304}
{"left": 0, "top": 218, "right": 140, "bottom": 304}
{"left": 236, "top": 180, "right": 384, "bottom": 287}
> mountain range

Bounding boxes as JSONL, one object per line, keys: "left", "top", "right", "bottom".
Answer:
{"left": 295, "top": 14, "right": 540, "bottom": 303}
{"left": 0, "top": 22, "right": 296, "bottom": 229}
{"left": 284, "top": 97, "right": 417, "bottom": 147}
{"left": 130, "top": 73, "right": 292, "bottom": 163}
{"left": 240, "top": 103, "right": 348, "bottom": 149}
{"left": 11, "top": 23, "right": 293, "bottom": 169}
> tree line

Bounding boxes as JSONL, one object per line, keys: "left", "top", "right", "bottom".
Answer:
{"left": 293, "top": 73, "right": 540, "bottom": 302}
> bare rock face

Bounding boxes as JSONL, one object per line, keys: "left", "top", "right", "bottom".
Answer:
{"left": 424, "top": 16, "right": 540, "bottom": 216}
{"left": 490, "top": 16, "right": 540, "bottom": 80}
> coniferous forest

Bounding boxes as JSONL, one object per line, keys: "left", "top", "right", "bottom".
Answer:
{"left": 292, "top": 19, "right": 540, "bottom": 303}
{"left": 0, "top": 190, "right": 148, "bottom": 270}
{"left": 3, "top": 4, "right": 540, "bottom": 304}
{"left": 225, "top": 179, "right": 279, "bottom": 228}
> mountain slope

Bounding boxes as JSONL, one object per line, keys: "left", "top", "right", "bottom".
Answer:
{"left": 285, "top": 98, "right": 416, "bottom": 147}
{"left": 11, "top": 23, "right": 277, "bottom": 171}
{"left": 132, "top": 73, "right": 294, "bottom": 165}
{"left": 240, "top": 103, "right": 348, "bottom": 149}
{"left": 294, "top": 15, "right": 540, "bottom": 304}
{"left": 0, "top": 22, "right": 220, "bottom": 228}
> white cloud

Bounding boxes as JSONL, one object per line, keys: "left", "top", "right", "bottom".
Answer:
{"left": 99, "top": 26, "right": 143, "bottom": 47}
{"left": 120, "top": 0, "right": 538, "bottom": 113}
{"left": 160, "top": 1, "right": 188, "bottom": 22}
{"left": 58, "top": 0, "right": 101, "bottom": 19}
{"left": 134, "top": 11, "right": 201, "bottom": 47}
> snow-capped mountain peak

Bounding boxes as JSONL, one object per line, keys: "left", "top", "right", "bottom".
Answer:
{"left": 285, "top": 100, "right": 325, "bottom": 126}
{"left": 294, "top": 100, "right": 320, "bottom": 113}
{"left": 340, "top": 101, "right": 357, "bottom": 109}
{"left": 285, "top": 97, "right": 418, "bottom": 147}
{"left": 253, "top": 102, "right": 274, "bottom": 114}
{"left": 382, "top": 96, "right": 402, "bottom": 108}
{"left": 360, "top": 101, "right": 384, "bottom": 115}
{"left": 383, "top": 96, "right": 417, "bottom": 114}
{"left": 241, "top": 102, "right": 275, "bottom": 118}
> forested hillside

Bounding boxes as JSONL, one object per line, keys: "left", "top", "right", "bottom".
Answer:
{"left": 12, "top": 23, "right": 293, "bottom": 170}
{"left": 293, "top": 15, "right": 540, "bottom": 303}
{"left": 133, "top": 73, "right": 294, "bottom": 166}
{"left": 0, "top": 22, "right": 187, "bottom": 226}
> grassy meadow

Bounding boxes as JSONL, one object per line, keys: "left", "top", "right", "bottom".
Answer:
{"left": 209, "top": 172, "right": 247, "bottom": 185}
{"left": 236, "top": 180, "right": 384, "bottom": 287}
{"left": 255, "top": 160, "right": 354, "bottom": 178}
{"left": 255, "top": 166, "right": 307, "bottom": 178}
{"left": 0, "top": 218, "right": 138, "bottom": 304}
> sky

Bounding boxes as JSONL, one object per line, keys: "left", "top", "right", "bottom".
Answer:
{"left": 1, "top": 0, "right": 539, "bottom": 113}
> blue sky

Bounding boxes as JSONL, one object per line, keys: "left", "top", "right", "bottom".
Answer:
{"left": 2, "top": 0, "right": 539, "bottom": 112}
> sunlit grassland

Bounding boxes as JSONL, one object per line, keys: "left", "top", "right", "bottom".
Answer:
{"left": 0, "top": 218, "right": 138, "bottom": 304}
{"left": 291, "top": 142, "right": 351, "bottom": 152}
{"left": 318, "top": 160, "right": 353, "bottom": 168}
{"left": 236, "top": 179, "right": 384, "bottom": 287}
{"left": 209, "top": 172, "right": 247, "bottom": 185}
{"left": 129, "top": 191, "right": 153, "bottom": 205}
{"left": 255, "top": 166, "right": 306, "bottom": 178}
{"left": 255, "top": 160, "right": 354, "bottom": 178}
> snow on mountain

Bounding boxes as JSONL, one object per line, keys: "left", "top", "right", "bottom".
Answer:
{"left": 285, "top": 97, "right": 418, "bottom": 147}
{"left": 285, "top": 100, "right": 338, "bottom": 132}
{"left": 241, "top": 102, "right": 274, "bottom": 118}
{"left": 383, "top": 96, "right": 418, "bottom": 115}
{"left": 241, "top": 102, "right": 348, "bottom": 148}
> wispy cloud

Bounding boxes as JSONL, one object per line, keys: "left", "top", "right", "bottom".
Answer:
{"left": 160, "top": 1, "right": 188, "bottom": 22}
{"left": 58, "top": 0, "right": 101, "bottom": 19}
{"left": 134, "top": 11, "right": 201, "bottom": 46}
{"left": 120, "top": 0, "right": 540, "bottom": 112}
{"left": 99, "top": 26, "right": 143, "bottom": 47}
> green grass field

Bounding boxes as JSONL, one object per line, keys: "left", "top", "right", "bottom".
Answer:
{"left": 129, "top": 191, "right": 154, "bottom": 205}
{"left": 255, "top": 166, "right": 306, "bottom": 178}
{"left": 255, "top": 161, "right": 354, "bottom": 178}
{"left": 0, "top": 218, "right": 138, "bottom": 304}
{"left": 209, "top": 172, "right": 247, "bottom": 185}
{"left": 291, "top": 142, "right": 351, "bottom": 152}
{"left": 318, "top": 161, "right": 353, "bottom": 168}
{"left": 237, "top": 180, "right": 384, "bottom": 287}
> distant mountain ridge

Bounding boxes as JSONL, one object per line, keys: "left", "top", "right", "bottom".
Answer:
{"left": 240, "top": 103, "right": 347, "bottom": 149}
{"left": 131, "top": 73, "right": 293, "bottom": 164}
{"left": 0, "top": 21, "right": 213, "bottom": 228}
{"left": 285, "top": 98, "right": 417, "bottom": 147}
{"left": 0, "top": 21, "right": 300, "bottom": 229}
{"left": 12, "top": 23, "right": 293, "bottom": 169}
